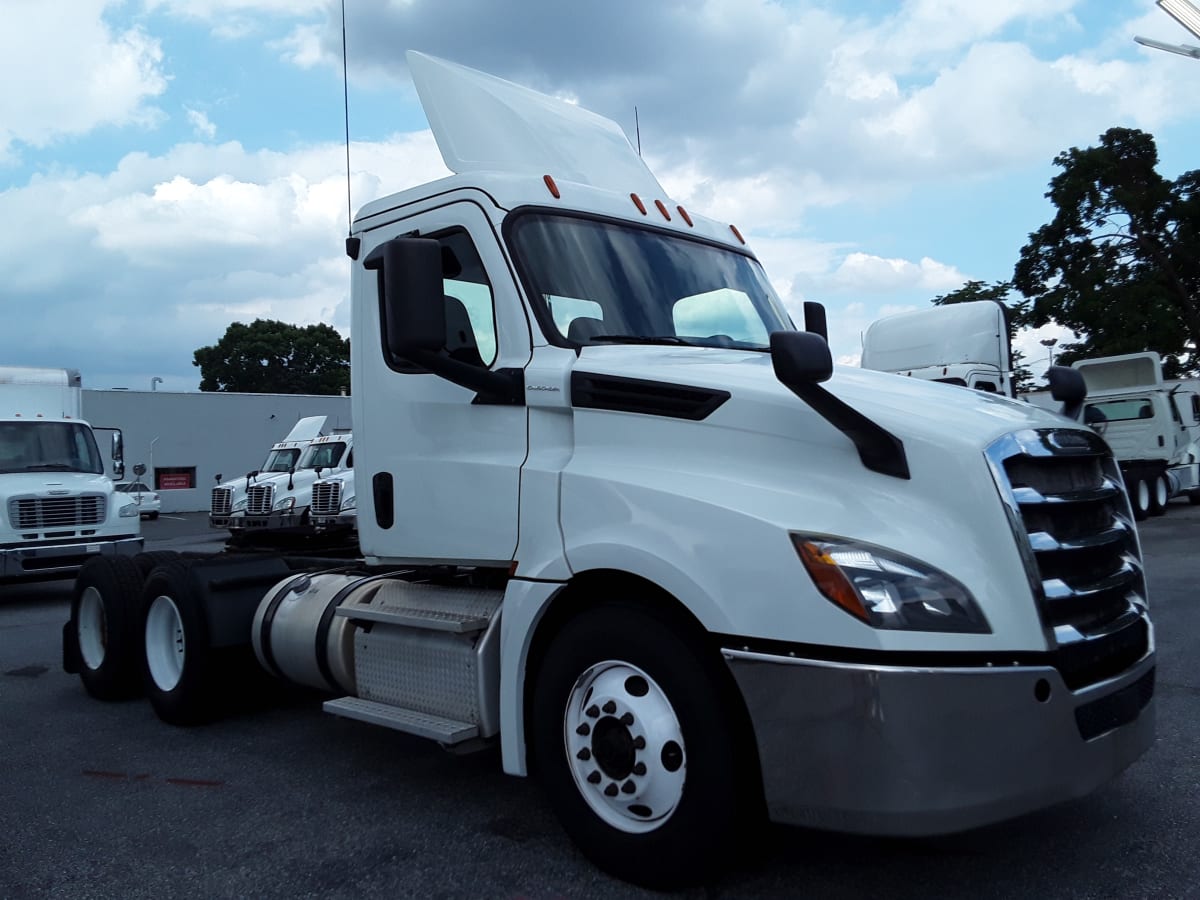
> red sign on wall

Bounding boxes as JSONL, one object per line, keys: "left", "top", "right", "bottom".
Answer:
{"left": 158, "top": 472, "right": 193, "bottom": 491}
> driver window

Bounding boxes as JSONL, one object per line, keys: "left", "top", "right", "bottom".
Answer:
{"left": 439, "top": 230, "right": 497, "bottom": 367}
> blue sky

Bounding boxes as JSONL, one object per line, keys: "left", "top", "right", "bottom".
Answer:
{"left": 2, "top": 0, "right": 1198, "bottom": 390}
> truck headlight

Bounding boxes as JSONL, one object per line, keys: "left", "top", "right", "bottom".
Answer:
{"left": 119, "top": 502, "right": 140, "bottom": 518}
{"left": 793, "top": 534, "right": 990, "bottom": 633}
{"left": 232, "top": 498, "right": 247, "bottom": 513}
{"left": 340, "top": 493, "right": 356, "bottom": 511}
{"left": 273, "top": 497, "right": 296, "bottom": 511}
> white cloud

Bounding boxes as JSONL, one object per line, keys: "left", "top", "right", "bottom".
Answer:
{"left": 186, "top": 108, "right": 218, "bottom": 140}
{"left": 0, "top": 1, "right": 167, "bottom": 158}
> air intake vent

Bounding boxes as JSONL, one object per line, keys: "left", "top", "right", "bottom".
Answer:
{"left": 987, "top": 429, "right": 1149, "bottom": 689}
{"left": 311, "top": 481, "right": 342, "bottom": 516}
{"left": 246, "top": 484, "right": 275, "bottom": 516}
{"left": 9, "top": 495, "right": 106, "bottom": 529}
{"left": 571, "top": 373, "right": 730, "bottom": 420}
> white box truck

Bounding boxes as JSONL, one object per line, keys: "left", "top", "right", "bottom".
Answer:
{"left": 1072, "top": 351, "right": 1200, "bottom": 519}
{"left": 1, "top": 366, "right": 142, "bottom": 580}
{"left": 62, "top": 54, "right": 1155, "bottom": 888}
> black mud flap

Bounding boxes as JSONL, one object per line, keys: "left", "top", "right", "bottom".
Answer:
{"left": 62, "top": 620, "right": 81, "bottom": 675}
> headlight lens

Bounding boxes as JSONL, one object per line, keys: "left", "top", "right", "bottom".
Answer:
{"left": 793, "top": 535, "right": 990, "bottom": 633}
{"left": 232, "top": 497, "right": 247, "bottom": 512}
{"left": 119, "top": 502, "right": 139, "bottom": 518}
{"left": 340, "top": 493, "right": 356, "bottom": 511}
{"left": 273, "top": 496, "right": 296, "bottom": 511}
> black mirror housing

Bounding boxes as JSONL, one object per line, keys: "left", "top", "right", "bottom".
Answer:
{"left": 770, "top": 330, "right": 833, "bottom": 387}
{"left": 1047, "top": 365, "right": 1087, "bottom": 421}
{"left": 364, "top": 237, "right": 446, "bottom": 359}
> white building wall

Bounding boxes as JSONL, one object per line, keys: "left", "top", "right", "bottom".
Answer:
{"left": 82, "top": 390, "right": 351, "bottom": 513}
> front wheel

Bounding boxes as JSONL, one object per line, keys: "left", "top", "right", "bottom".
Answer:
{"left": 532, "top": 604, "right": 760, "bottom": 888}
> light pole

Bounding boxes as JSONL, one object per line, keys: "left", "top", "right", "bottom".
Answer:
{"left": 1135, "top": 0, "right": 1200, "bottom": 58}
{"left": 1040, "top": 338, "right": 1058, "bottom": 368}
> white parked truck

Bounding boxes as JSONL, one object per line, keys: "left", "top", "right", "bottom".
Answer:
{"left": 1071, "top": 351, "right": 1200, "bottom": 519}
{"left": 238, "top": 431, "right": 353, "bottom": 539}
{"left": 1, "top": 366, "right": 141, "bottom": 580}
{"left": 62, "top": 54, "right": 1155, "bottom": 888}
{"left": 309, "top": 461, "right": 356, "bottom": 537}
{"left": 861, "top": 300, "right": 1017, "bottom": 396}
{"left": 210, "top": 415, "right": 329, "bottom": 532}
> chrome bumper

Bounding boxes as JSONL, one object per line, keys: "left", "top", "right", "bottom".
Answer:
{"left": 724, "top": 638, "right": 1155, "bottom": 836}
{"left": 0, "top": 535, "right": 143, "bottom": 580}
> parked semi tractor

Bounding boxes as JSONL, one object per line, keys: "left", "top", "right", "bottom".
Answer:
{"left": 309, "top": 461, "right": 357, "bottom": 537}
{"left": 238, "top": 431, "right": 353, "bottom": 540}
{"left": 62, "top": 54, "right": 1155, "bottom": 888}
{"left": 210, "top": 415, "right": 328, "bottom": 532}
{"left": 1071, "top": 351, "right": 1200, "bottom": 520}
{"left": 861, "top": 300, "right": 1017, "bottom": 396}
{"left": 1, "top": 366, "right": 141, "bottom": 580}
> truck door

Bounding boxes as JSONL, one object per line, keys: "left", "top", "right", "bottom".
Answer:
{"left": 354, "top": 200, "right": 531, "bottom": 564}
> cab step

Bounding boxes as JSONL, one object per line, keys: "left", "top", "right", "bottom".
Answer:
{"left": 323, "top": 696, "right": 478, "bottom": 744}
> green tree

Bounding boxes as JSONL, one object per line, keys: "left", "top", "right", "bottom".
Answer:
{"left": 1013, "top": 127, "right": 1200, "bottom": 378}
{"left": 930, "top": 279, "right": 1037, "bottom": 394}
{"left": 193, "top": 319, "right": 350, "bottom": 394}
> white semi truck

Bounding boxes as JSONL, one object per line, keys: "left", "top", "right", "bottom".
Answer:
{"left": 210, "top": 415, "right": 329, "bottom": 533}
{"left": 1, "top": 366, "right": 141, "bottom": 580}
{"left": 62, "top": 54, "right": 1155, "bottom": 888}
{"left": 309, "top": 460, "right": 357, "bottom": 537}
{"left": 1071, "top": 351, "right": 1200, "bottom": 519}
{"left": 861, "top": 300, "right": 1017, "bottom": 396}
{"left": 238, "top": 431, "right": 353, "bottom": 540}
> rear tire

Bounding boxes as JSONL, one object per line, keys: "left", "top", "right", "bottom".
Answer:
{"left": 1131, "top": 477, "right": 1151, "bottom": 521}
{"left": 532, "top": 603, "right": 760, "bottom": 889}
{"left": 132, "top": 550, "right": 183, "bottom": 579}
{"left": 70, "top": 557, "right": 146, "bottom": 700}
{"left": 1149, "top": 474, "right": 1169, "bottom": 516}
{"left": 141, "top": 561, "right": 223, "bottom": 726}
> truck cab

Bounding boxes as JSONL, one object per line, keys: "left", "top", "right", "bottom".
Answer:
{"left": 0, "top": 366, "right": 141, "bottom": 580}
{"left": 240, "top": 432, "right": 353, "bottom": 537}
{"left": 211, "top": 415, "right": 328, "bottom": 531}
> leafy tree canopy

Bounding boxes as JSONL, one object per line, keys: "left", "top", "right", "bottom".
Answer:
{"left": 1013, "top": 127, "right": 1200, "bottom": 379}
{"left": 930, "top": 280, "right": 1037, "bottom": 394}
{"left": 193, "top": 319, "right": 350, "bottom": 395}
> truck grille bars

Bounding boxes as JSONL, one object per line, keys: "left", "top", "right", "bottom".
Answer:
{"left": 987, "top": 429, "right": 1149, "bottom": 689}
{"left": 9, "top": 496, "right": 106, "bottom": 530}
{"left": 311, "top": 481, "right": 341, "bottom": 516}
{"left": 211, "top": 487, "right": 233, "bottom": 516}
{"left": 246, "top": 484, "right": 275, "bottom": 516}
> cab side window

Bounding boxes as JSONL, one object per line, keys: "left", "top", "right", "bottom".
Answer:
{"left": 440, "top": 230, "right": 497, "bottom": 367}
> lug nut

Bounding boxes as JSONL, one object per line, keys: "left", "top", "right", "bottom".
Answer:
{"left": 602, "top": 700, "right": 617, "bottom": 714}
{"left": 577, "top": 748, "right": 591, "bottom": 761}
{"left": 586, "top": 705, "right": 599, "bottom": 719}
{"left": 632, "top": 762, "right": 646, "bottom": 776}
{"left": 621, "top": 780, "right": 636, "bottom": 794}
{"left": 576, "top": 723, "right": 591, "bottom": 736}
{"left": 587, "top": 771, "right": 601, "bottom": 784}
{"left": 619, "top": 712, "right": 634, "bottom": 726}
{"left": 604, "top": 783, "right": 619, "bottom": 797}
{"left": 632, "top": 736, "right": 646, "bottom": 750}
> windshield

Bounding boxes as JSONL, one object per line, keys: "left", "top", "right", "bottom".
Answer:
{"left": 509, "top": 214, "right": 793, "bottom": 349}
{"left": 261, "top": 448, "right": 301, "bottom": 472}
{"left": 0, "top": 421, "right": 104, "bottom": 475}
{"left": 299, "top": 441, "right": 347, "bottom": 470}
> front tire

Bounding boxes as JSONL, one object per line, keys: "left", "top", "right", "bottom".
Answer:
{"left": 69, "top": 557, "right": 146, "bottom": 700}
{"left": 532, "top": 603, "right": 759, "bottom": 888}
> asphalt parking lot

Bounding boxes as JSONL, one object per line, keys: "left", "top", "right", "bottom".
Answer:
{"left": 1, "top": 507, "right": 1198, "bottom": 898}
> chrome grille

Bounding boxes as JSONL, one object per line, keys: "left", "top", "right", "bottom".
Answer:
{"left": 211, "top": 487, "right": 233, "bottom": 516}
{"left": 988, "top": 429, "right": 1148, "bottom": 689}
{"left": 311, "top": 481, "right": 342, "bottom": 516}
{"left": 9, "top": 495, "right": 106, "bottom": 529}
{"left": 246, "top": 484, "right": 274, "bottom": 516}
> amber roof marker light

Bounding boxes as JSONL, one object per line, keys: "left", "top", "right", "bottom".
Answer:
{"left": 543, "top": 174, "right": 561, "bottom": 199}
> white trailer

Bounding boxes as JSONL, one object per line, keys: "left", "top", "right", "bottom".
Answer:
{"left": 62, "top": 54, "right": 1155, "bottom": 888}
{"left": 210, "top": 415, "right": 329, "bottom": 532}
{"left": 1072, "top": 351, "right": 1200, "bottom": 519}
{"left": 0, "top": 366, "right": 141, "bottom": 580}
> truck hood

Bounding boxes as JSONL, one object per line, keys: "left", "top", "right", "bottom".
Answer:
{"left": 0, "top": 472, "right": 114, "bottom": 495}
{"left": 573, "top": 345, "right": 1070, "bottom": 455}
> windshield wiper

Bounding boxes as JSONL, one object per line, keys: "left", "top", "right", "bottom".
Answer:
{"left": 589, "top": 335, "right": 697, "bottom": 346}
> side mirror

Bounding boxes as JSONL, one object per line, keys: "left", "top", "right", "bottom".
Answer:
{"left": 364, "top": 237, "right": 446, "bottom": 359}
{"left": 1048, "top": 366, "right": 1086, "bottom": 421}
{"left": 133, "top": 463, "right": 146, "bottom": 477}
{"left": 802, "top": 301, "right": 828, "bottom": 342}
{"left": 770, "top": 330, "right": 833, "bottom": 387}
{"left": 215, "top": 473, "right": 223, "bottom": 484}
{"left": 111, "top": 431, "right": 124, "bottom": 463}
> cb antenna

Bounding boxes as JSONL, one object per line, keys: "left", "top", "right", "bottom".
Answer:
{"left": 634, "top": 106, "right": 642, "bottom": 156}
{"left": 342, "top": 0, "right": 360, "bottom": 259}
